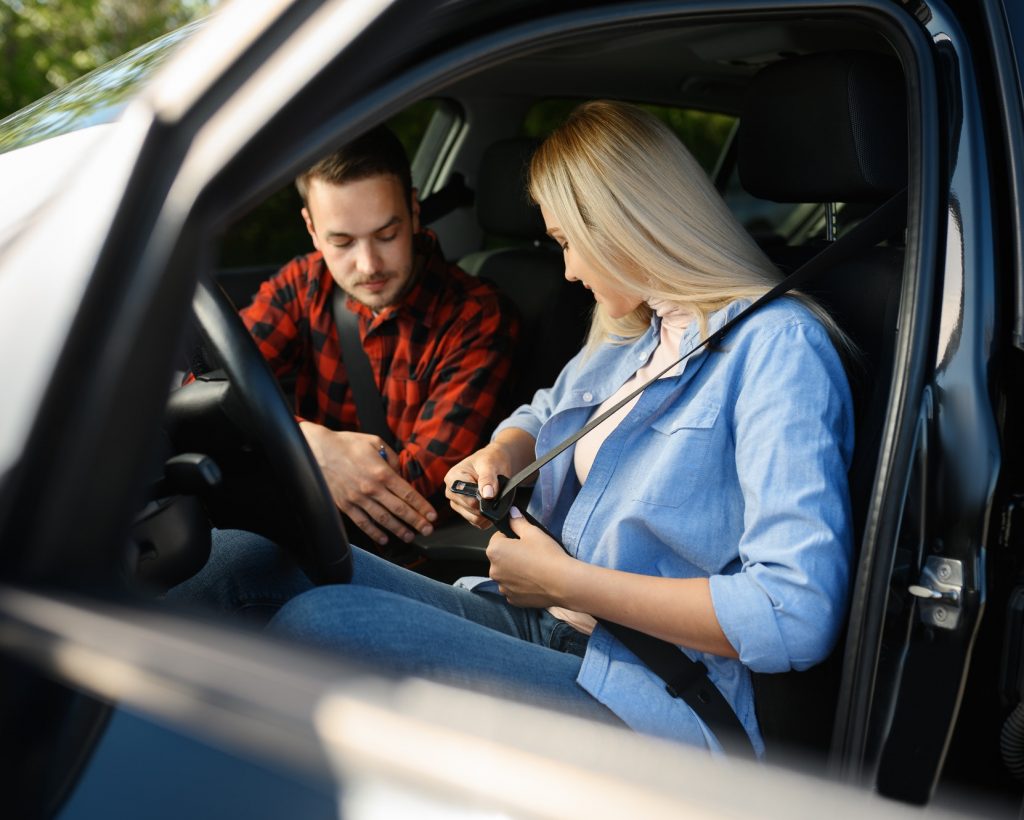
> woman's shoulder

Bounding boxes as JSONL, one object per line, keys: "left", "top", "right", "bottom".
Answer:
{"left": 719, "top": 296, "right": 836, "bottom": 351}
{"left": 716, "top": 297, "right": 853, "bottom": 414}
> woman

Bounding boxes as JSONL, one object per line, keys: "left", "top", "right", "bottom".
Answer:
{"left": 272, "top": 101, "right": 854, "bottom": 755}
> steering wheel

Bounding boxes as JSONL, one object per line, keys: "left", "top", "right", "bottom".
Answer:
{"left": 189, "top": 275, "right": 351, "bottom": 584}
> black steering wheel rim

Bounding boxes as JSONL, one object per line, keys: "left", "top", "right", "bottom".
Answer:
{"left": 191, "top": 275, "right": 351, "bottom": 584}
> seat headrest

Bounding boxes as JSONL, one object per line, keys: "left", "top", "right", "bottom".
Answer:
{"left": 738, "top": 51, "right": 907, "bottom": 203}
{"left": 475, "top": 138, "right": 546, "bottom": 239}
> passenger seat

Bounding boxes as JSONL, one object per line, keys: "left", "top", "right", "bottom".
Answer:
{"left": 737, "top": 49, "right": 908, "bottom": 764}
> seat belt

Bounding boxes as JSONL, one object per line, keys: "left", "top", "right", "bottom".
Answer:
{"left": 332, "top": 286, "right": 395, "bottom": 449}
{"left": 463, "top": 188, "right": 908, "bottom": 757}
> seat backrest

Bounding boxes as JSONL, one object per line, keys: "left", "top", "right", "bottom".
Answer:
{"left": 736, "top": 50, "right": 908, "bottom": 763}
{"left": 459, "top": 139, "right": 592, "bottom": 406}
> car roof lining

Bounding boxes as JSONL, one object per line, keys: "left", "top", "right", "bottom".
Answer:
{"left": 442, "top": 18, "right": 895, "bottom": 113}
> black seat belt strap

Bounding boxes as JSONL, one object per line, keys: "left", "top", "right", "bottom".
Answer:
{"left": 599, "top": 620, "right": 756, "bottom": 757}
{"left": 332, "top": 286, "right": 395, "bottom": 449}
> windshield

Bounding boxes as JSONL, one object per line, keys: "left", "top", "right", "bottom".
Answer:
{"left": 0, "top": 19, "right": 202, "bottom": 155}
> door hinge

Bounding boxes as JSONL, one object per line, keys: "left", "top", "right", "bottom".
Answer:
{"left": 909, "top": 556, "right": 963, "bottom": 629}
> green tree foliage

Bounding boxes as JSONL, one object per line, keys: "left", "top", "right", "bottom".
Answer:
{"left": 0, "top": 0, "right": 213, "bottom": 120}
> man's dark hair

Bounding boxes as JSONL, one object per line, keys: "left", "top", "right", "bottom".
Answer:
{"left": 296, "top": 125, "right": 412, "bottom": 206}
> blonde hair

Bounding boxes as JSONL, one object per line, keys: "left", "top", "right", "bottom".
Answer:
{"left": 528, "top": 100, "right": 848, "bottom": 352}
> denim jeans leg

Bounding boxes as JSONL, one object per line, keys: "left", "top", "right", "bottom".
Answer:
{"left": 271, "top": 556, "right": 621, "bottom": 725}
{"left": 345, "top": 546, "right": 554, "bottom": 643}
{"left": 165, "top": 529, "right": 314, "bottom": 621}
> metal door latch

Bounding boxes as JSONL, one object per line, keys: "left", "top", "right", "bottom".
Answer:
{"left": 908, "top": 557, "right": 963, "bottom": 630}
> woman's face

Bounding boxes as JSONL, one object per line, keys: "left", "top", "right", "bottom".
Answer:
{"left": 540, "top": 204, "right": 644, "bottom": 319}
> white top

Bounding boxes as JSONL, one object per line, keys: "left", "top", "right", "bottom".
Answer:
{"left": 549, "top": 300, "right": 693, "bottom": 635}
{"left": 573, "top": 299, "right": 693, "bottom": 484}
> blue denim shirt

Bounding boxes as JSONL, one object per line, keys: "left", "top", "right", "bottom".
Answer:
{"left": 494, "top": 297, "right": 854, "bottom": 755}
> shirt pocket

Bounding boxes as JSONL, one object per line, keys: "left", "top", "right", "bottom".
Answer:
{"left": 632, "top": 398, "right": 721, "bottom": 508}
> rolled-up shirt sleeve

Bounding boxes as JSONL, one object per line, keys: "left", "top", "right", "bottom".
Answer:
{"left": 708, "top": 320, "right": 854, "bottom": 673}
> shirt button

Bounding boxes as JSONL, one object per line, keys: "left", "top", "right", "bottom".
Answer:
{"left": 582, "top": 391, "right": 593, "bottom": 402}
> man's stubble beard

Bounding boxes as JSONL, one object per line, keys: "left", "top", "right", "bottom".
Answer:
{"left": 343, "top": 252, "right": 422, "bottom": 311}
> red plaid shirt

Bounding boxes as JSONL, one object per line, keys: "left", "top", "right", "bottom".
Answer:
{"left": 239, "top": 231, "right": 519, "bottom": 508}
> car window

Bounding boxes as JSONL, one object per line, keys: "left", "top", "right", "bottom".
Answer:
{"left": 0, "top": 20, "right": 202, "bottom": 155}
{"left": 521, "top": 98, "right": 831, "bottom": 250}
{"left": 523, "top": 98, "right": 734, "bottom": 174}
{"left": 389, "top": 98, "right": 445, "bottom": 185}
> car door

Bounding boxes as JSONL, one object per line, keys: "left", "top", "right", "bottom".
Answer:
{"left": 832, "top": 0, "right": 1008, "bottom": 806}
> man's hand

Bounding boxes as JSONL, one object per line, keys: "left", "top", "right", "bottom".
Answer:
{"left": 299, "top": 422, "right": 437, "bottom": 546}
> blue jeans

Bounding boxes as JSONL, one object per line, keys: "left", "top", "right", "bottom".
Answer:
{"left": 169, "top": 530, "right": 620, "bottom": 725}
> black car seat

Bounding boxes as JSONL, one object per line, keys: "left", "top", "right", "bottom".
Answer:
{"left": 415, "top": 139, "right": 592, "bottom": 563}
{"left": 736, "top": 50, "right": 908, "bottom": 763}
{"left": 459, "top": 138, "right": 593, "bottom": 407}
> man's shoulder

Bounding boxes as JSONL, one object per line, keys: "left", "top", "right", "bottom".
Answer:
{"left": 442, "top": 262, "right": 505, "bottom": 304}
{"left": 417, "top": 233, "right": 507, "bottom": 315}
{"left": 261, "top": 251, "right": 330, "bottom": 302}
{"left": 242, "top": 251, "right": 329, "bottom": 319}
{"left": 275, "top": 250, "right": 327, "bottom": 282}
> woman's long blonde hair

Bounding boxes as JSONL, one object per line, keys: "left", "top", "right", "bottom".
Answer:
{"left": 528, "top": 100, "right": 847, "bottom": 351}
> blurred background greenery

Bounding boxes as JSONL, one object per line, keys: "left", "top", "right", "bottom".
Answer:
{"left": 1, "top": 2, "right": 738, "bottom": 273}
{"left": 0, "top": 0, "right": 216, "bottom": 119}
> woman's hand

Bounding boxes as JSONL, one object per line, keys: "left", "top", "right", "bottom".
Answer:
{"left": 444, "top": 428, "right": 536, "bottom": 528}
{"left": 443, "top": 440, "right": 513, "bottom": 528}
{"left": 486, "top": 507, "right": 573, "bottom": 607}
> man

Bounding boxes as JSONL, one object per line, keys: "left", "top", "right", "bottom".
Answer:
{"left": 240, "top": 126, "right": 519, "bottom": 556}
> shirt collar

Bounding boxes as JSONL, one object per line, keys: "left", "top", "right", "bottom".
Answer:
{"left": 646, "top": 297, "right": 753, "bottom": 355}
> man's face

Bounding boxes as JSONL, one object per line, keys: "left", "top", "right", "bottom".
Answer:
{"left": 302, "top": 174, "right": 420, "bottom": 310}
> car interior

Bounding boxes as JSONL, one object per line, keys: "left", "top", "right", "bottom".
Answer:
{"left": 128, "top": 5, "right": 919, "bottom": 785}
{"left": 136, "top": 7, "right": 913, "bottom": 773}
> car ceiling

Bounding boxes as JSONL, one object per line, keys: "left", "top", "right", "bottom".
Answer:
{"left": 445, "top": 18, "right": 894, "bottom": 113}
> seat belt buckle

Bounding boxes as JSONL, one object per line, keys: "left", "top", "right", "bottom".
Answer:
{"left": 448, "top": 476, "right": 517, "bottom": 536}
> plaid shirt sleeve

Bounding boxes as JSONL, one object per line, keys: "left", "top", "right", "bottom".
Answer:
{"left": 238, "top": 257, "right": 309, "bottom": 379}
{"left": 394, "top": 289, "right": 520, "bottom": 510}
